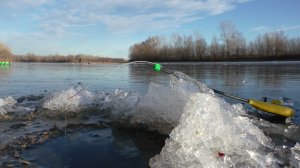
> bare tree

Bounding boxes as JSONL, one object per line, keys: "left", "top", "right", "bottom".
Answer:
{"left": 209, "top": 35, "right": 220, "bottom": 60}
{"left": 253, "top": 35, "right": 264, "bottom": 57}
{"left": 274, "top": 31, "right": 287, "bottom": 57}
{"left": 261, "top": 31, "right": 288, "bottom": 57}
{"left": 0, "top": 42, "right": 13, "bottom": 62}
{"left": 219, "top": 21, "right": 246, "bottom": 59}
{"left": 129, "top": 21, "right": 300, "bottom": 61}
{"left": 194, "top": 33, "right": 207, "bottom": 60}
{"left": 287, "top": 37, "right": 300, "bottom": 57}
{"left": 219, "top": 21, "right": 235, "bottom": 56}
{"left": 183, "top": 35, "right": 194, "bottom": 60}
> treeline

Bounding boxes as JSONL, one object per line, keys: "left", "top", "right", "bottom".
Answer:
{"left": 0, "top": 43, "right": 13, "bottom": 62}
{"left": 1, "top": 42, "right": 125, "bottom": 63}
{"left": 14, "top": 53, "right": 126, "bottom": 63}
{"left": 129, "top": 21, "right": 300, "bottom": 61}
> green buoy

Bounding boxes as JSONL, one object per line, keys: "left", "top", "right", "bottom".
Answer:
{"left": 153, "top": 63, "right": 161, "bottom": 72}
{"left": 0, "top": 62, "right": 10, "bottom": 66}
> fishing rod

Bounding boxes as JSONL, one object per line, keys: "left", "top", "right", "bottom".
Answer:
{"left": 145, "top": 62, "right": 295, "bottom": 117}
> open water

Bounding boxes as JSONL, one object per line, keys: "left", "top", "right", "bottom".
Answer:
{"left": 0, "top": 62, "right": 299, "bottom": 167}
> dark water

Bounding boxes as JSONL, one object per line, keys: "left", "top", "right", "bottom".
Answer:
{"left": 19, "top": 128, "right": 165, "bottom": 168}
{"left": 1, "top": 62, "right": 300, "bottom": 167}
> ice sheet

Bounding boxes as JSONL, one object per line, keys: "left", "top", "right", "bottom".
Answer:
{"left": 0, "top": 96, "right": 16, "bottom": 115}
{"left": 147, "top": 72, "right": 278, "bottom": 167}
{"left": 42, "top": 87, "right": 95, "bottom": 112}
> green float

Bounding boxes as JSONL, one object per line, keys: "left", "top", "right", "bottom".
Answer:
{"left": 0, "top": 62, "right": 10, "bottom": 66}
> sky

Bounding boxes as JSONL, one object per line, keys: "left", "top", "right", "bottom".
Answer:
{"left": 0, "top": 0, "right": 300, "bottom": 59}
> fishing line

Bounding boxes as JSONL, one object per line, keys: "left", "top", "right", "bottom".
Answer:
{"left": 68, "top": 61, "right": 294, "bottom": 117}
{"left": 61, "top": 59, "right": 293, "bottom": 157}
{"left": 64, "top": 106, "right": 67, "bottom": 144}
{"left": 68, "top": 63, "right": 126, "bottom": 99}
{"left": 64, "top": 61, "right": 159, "bottom": 144}
{"left": 67, "top": 61, "right": 159, "bottom": 100}
{"left": 144, "top": 62, "right": 294, "bottom": 117}
{"left": 63, "top": 62, "right": 145, "bottom": 145}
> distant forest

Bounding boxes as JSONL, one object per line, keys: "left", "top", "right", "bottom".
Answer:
{"left": 129, "top": 21, "right": 300, "bottom": 61}
{"left": 13, "top": 54, "right": 126, "bottom": 63}
{"left": 0, "top": 42, "right": 125, "bottom": 63}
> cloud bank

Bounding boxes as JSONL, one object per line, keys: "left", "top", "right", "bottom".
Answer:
{"left": 13, "top": 0, "right": 250, "bottom": 33}
{"left": 0, "top": 0, "right": 252, "bottom": 57}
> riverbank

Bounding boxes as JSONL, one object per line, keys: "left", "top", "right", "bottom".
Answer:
{"left": 129, "top": 55, "right": 300, "bottom": 63}
{"left": 13, "top": 54, "right": 126, "bottom": 64}
{"left": 11, "top": 55, "right": 300, "bottom": 64}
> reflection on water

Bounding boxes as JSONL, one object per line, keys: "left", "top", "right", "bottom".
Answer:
{"left": 1, "top": 62, "right": 299, "bottom": 122}
{"left": 0, "top": 66, "right": 12, "bottom": 78}
{"left": 169, "top": 63, "right": 297, "bottom": 97}
{"left": 129, "top": 62, "right": 300, "bottom": 90}
{"left": 0, "top": 63, "right": 130, "bottom": 97}
{"left": 160, "top": 62, "right": 300, "bottom": 91}
{"left": 129, "top": 61, "right": 300, "bottom": 124}
{"left": 128, "top": 64, "right": 170, "bottom": 94}
{"left": 2, "top": 62, "right": 300, "bottom": 100}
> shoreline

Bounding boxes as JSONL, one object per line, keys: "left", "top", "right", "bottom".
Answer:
{"left": 10, "top": 59, "right": 300, "bottom": 64}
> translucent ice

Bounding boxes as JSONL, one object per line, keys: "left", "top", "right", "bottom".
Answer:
{"left": 42, "top": 87, "right": 95, "bottom": 112}
{"left": 148, "top": 72, "right": 278, "bottom": 167}
{"left": 108, "top": 72, "right": 212, "bottom": 134}
{"left": 0, "top": 96, "right": 17, "bottom": 115}
{"left": 291, "top": 143, "right": 300, "bottom": 167}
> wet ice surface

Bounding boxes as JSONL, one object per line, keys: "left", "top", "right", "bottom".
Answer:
{"left": 0, "top": 71, "right": 300, "bottom": 167}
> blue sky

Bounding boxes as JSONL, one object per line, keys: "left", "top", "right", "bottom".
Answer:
{"left": 0, "top": 0, "right": 299, "bottom": 59}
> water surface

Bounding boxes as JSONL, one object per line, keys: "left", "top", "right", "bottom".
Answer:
{"left": 0, "top": 62, "right": 299, "bottom": 167}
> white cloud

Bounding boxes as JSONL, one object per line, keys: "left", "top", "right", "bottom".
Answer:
{"left": 251, "top": 25, "right": 300, "bottom": 33}
{"left": 24, "top": 0, "right": 252, "bottom": 35}
{"left": 0, "top": 0, "right": 53, "bottom": 9}
{"left": 0, "top": 32, "right": 59, "bottom": 55}
{"left": 251, "top": 26, "right": 270, "bottom": 32}
{"left": 1, "top": 0, "right": 253, "bottom": 57}
{"left": 276, "top": 25, "right": 300, "bottom": 32}
{"left": 1, "top": 0, "right": 253, "bottom": 35}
